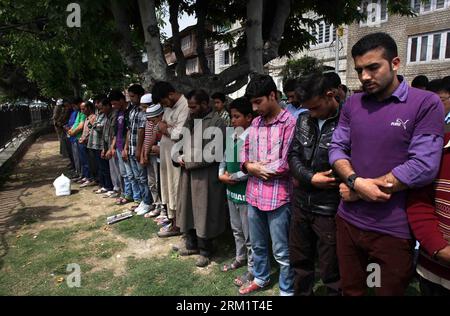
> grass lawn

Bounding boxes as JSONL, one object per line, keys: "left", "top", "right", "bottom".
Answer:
{"left": 0, "top": 211, "right": 421, "bottom": 296}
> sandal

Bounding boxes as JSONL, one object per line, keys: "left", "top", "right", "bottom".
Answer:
{"left": 234, "top": 271, "right": 254, "bottom": 287}
{"left": 221, "top": 259, "right": 245, "bottom": 272}
{"left": 115, "top": 197, "right": 131, "bottom": 205}
{"left": 238, "top": 280, "right": 265, "bottom": 295}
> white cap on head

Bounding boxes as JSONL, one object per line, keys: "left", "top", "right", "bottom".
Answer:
{"left": 140, "top": 93, "right": 153, "bottom": 104}
{"left": 56, "top": 99, "right": 63, "bottom": 106}
{"left": 146, "top": 103, "right": 164, "bottom": 118}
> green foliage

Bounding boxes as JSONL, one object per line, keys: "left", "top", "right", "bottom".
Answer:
{"left": 280, "top": 56, "right": 324, "bottom": 84}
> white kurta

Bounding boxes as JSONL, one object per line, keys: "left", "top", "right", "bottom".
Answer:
{"left": 159, "top": 95, "right": 189, "bottom": 218}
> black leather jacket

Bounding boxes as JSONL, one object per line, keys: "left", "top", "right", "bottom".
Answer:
{"left": 288, "top": 109, "right": 341, "bottom": 216}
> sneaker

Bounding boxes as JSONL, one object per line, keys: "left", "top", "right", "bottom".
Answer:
{"left": 136, "top": 203, "right": 151, "bottom": 215}
{"left": 157, "top": 223, "right": 182, "bottom": 238}
{"left": 133, "top": 201, "right": 145, "bottom": 213}
{"left": 94, "top": 188, "right": 108, "bottom": 194}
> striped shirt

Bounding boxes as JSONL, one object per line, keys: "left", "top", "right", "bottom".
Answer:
{"left": 240, "top": 109, "right": 296, "bottom": 211}
{"left": 87, "top": 113, "right": 105, "bottom": 150}
{"left": 218, "top": 109, "right": 231, "bottom": 126}
{"left": 128, "top": 104, "right": 146, "bottom": 156}
{"left": 143, "top": 120, "right": 161, "bottom": 156}
{"left": 103, "top": 110, "right": 117, "bottom": 151}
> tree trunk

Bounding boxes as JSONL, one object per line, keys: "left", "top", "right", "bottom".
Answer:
{"left": 168, "top": 0, "right": 186, "bottom": 77}
{"left": 195, "top": 0, "right": 210, "bottom": 74}
{"left": 137, "top": 0, "right": 168, "bottom": 85}
{"left": 246, "top": 0, "right": 264, "bottom": 74}
{"left": 264, "top": 0, "right": 291, "bottom": 62}
{"left": 110, "top": 0, "right": 147, "bottom": 74}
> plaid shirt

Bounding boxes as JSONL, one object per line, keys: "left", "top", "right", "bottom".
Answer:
{"left": 240, "top": 109, "right": 296, "bottom": 211}
{"left": 87, "top": 113, "right": 106, "bottom": 150}
{"left": 103, "top": 110, "right": 117, "bottom": 151}
{"left": 127, "top": 104, "right": 146, "bottom": 156}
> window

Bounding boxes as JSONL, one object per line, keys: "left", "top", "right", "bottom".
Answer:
{"left": 360, "top": 0, "right": 388, "bottom": 26}
{"left": 411, "top": 0, "right": 450, "bottom": 13}
{"left": 432, "top": 34, "right": 441, "bottom": 59}
{"left": 420, "top": 36, "right": 428, "bottom": 61}
{"left": 410, "top": 37, "right": 418, "bottom": 62}
{"left": 186, "top": 58, "right": 197, "bottom": 74}
{"left": 446, "top": 32, "right": 450, "bottom": 58}
{"left": 181, "top": 35, "right": 191, "bottom": 51}
{"left": 310, "top": 22, "right": 335, "bottom": 46}
{"left": 408, "top": 30, "right": 450, "bottom": 63}
{"left": 219, "top": 49, "right": 230, "bottom": 66}
{"left": 223, "top": 50, "right": 230, "bottom": 65}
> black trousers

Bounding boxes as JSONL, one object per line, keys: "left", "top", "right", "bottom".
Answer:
{"left": 185, "top": 229, "right": 214, "bottom": 257}
{"left": 289, "top": 205, "right": 341, "bottom": 296}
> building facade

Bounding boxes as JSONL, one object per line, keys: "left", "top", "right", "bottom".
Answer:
{"left": 346, "top": 0, "right": 450, "bottom": 90}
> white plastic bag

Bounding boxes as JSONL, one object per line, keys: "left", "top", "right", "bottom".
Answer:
{"left": 53, "top": 173, "right": 71, "bottom": 196}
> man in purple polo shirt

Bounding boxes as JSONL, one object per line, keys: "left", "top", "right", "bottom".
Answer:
{"left": 329, "top": 32, "right": 445, "bottom": 296}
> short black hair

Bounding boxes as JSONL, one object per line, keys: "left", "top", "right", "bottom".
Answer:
{"left": 127, "top": 84, "right": 145, "bottom": 96}
{"left": 151, "top": 81, "right": 176, "bottom": 104}
{"left": 323, "top": 72, "right": 342, "bottom": 89}
{"left": 211, "top": 92, "right": 226, "bottom": 103}
{"left": 295, "top": 72, "right": 336, "bottom": 103}
{"left": 93, "top": 94, "right": 107, "bottom": 103}
{"left": 351, "top": 32, "right": 398, "bottom": 61}
{"left": 108, "top": 90, "right": 125, "bottom": 101}
{"left": 84, "top": 101, "right": 95, "bottom": 112}
{"left": 245, "top": 74, "right": 277, "bottom": 100}
{"left": 229, "top": 97, "right": 255, "bottom": 117}
{"left": 73, "top": 97, "right": 83, "bottom": 105}
{"left": 442, "top": 76, "right": 450, "bottom": 93}
{"left": 411, "top": 75, "right": 429, "bottom": 88}
{"left": 101, "top": 98, "right": 112, "bottom": 107}
{"left": 283, "top": 78, "right": 300, "bottom": 94}
{"left": 427, "top": 79, "right": 444, "bottom": 93}
{"left": 186, "top": 89, "right": 209, "bottom": 105}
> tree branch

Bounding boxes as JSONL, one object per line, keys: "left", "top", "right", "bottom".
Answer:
{"left": 264, "top": 0, "right": 291, "bottom": 62}
{"left": 222, "top": 75, "right": 248, "bottom": 95}
{"left": 168, "top": 0, "right": 186, "bottom": 77}
{"left": 137, "top": 0, "right": 168, "bottom": 81}
{"left": 110, "top": 0, "right": 146, "bottom": 74}
{"left": 245, "top": 0, "right": 264, "bottom": 74}
{"left": 195, "top": 0, "right": 210, "bottom": 74}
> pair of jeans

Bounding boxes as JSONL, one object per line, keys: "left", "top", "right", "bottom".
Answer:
{"left": 116, "top": 149, "right": 134, "bottom": 201}
{"left": 129, "top": 155, "right": 151, "bottom": 205}
{"left": 289, "top": 206, "right": 340, "bottom": 296}
{"left": 228, "top": 200, "right": 253, "bottom": 273}
{"left": 77, "top": 143, "right": 90, "bottom": 179}
{"left": 94, "top": 149, "right": 113, "bottom": 191}
{"left": 248, "top": 203, "right": 294, "bottom": 296}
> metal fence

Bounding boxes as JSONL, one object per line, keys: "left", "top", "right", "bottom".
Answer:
{"left": 0, "top": 105, "right": 52, "bottom": 149}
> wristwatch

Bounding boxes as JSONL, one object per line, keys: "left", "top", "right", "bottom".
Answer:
{"left": 346, "top": 174, "right": 359, "bottom": 190}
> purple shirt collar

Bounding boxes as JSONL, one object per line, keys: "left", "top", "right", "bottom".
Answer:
{"left": 363, "top": 75, "right": 408, "bottom": 103}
